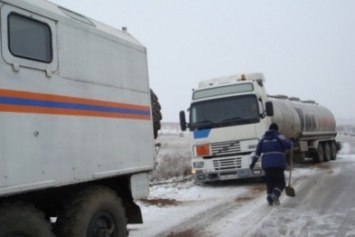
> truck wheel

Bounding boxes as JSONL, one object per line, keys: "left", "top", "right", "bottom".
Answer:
{"left": 330, "top": 142, "right": 337, "bottom": 160}
{"left": 151, "top": 88, "right": 162, "bottom": 139}
{"left": 0, "top": 202, "right": 55, "bottom": 237}
{"left": 294, "top": 151, "right": 305, "bottom": 163}
{"left": 314, "top": 143, "right": 325, "bottom": 163}
{"left": 323, "top": 142, "right": 331, "bottom": 162}
{"left": 54, "top": 186, "right": 127, "bottom": 237}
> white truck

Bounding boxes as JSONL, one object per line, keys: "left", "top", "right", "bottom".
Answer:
{"left": 0, "top": 0, "right": 161, "bottom": 236}
{"left": 180, "top": 73, "right": 338, "bottom": 183}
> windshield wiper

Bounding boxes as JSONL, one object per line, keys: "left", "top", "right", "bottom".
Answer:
{"left": 220, "top": 117, "right": 247, "bottom": 124}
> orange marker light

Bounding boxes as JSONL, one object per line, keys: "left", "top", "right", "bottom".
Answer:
{"left": 195, "top": 145, "right": 210, "bottom": 156}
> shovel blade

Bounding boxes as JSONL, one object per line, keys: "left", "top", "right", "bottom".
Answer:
{"left": 285, "top": 186, "right": 296, "bottom": 197}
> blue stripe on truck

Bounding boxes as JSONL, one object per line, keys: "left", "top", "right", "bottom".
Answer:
{"left": 193, "top": 129, "right": 211, "bottom": 139}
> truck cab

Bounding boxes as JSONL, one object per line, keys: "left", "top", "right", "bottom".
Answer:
{"left": 180, "top": 73, "right": 271, "bottom": 182}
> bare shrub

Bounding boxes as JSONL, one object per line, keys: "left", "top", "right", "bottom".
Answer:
{"left": 150, "top": 152, "right": 192, "bottom": 181}
{"left": 150, "top": 123, "right": 192, "bottom": 181}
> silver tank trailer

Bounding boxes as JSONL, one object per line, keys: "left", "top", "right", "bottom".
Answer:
{"left": 269, "top": 96, "right": 336, "bottom": 140}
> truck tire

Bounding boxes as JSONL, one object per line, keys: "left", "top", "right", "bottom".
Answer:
{"left": 294, "top": 151, "right": 305, "bottom": 163}
{"left": 314, "top": 143, "right": 325, "bottom": 163}
{"left": 0, "top": 202, "right": 55, "bottom": 237}
{"left": 150, "top": 88, "right": 162, "bottom": 139}
{"left": 323, "top": 142, "right": 331, "bottom": 162}
{"left": 54, "top": 186, "right": 127, "bottom": 237}
{"left": 330, "top": 141, "right": 337, "bottom": 160}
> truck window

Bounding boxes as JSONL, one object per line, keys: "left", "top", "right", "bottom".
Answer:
{"left": 190, "top": 94, "right": 260, "bottom": 130}
{"left": 8, "top": 13, "right": 52, "bottom": 63}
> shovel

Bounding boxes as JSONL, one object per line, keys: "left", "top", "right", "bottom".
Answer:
{"left": 285, "top": 147, "right": 296, "bottom": 197}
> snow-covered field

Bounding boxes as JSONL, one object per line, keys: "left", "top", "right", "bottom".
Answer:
{"left": 128, "top": 123, "right": 355, "bottom": 237}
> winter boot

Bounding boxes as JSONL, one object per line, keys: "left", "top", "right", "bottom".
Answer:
{"left": 271, "top": 188, "right": 282, "bottom": 205}
{"left": 267, "top": 195, "right": 273, "bottom": 206}
{"left": 271, "top": 193, "right": 280, "bottom": 205}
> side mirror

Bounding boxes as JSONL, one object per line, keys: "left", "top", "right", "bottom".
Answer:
{"left": 265, "top": 101, "right": 274, "bottom": 116}
{"left": 179, "top": 111, "right": 187, "bottom": 131}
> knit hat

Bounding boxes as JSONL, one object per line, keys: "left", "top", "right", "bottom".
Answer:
{"left": 269, "top": 123, "right": 279, "bottom": 131}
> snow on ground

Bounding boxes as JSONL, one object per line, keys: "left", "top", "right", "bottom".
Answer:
{"left": 128, "top": 124, "right": 355, "bottom": 237}
{"left": 130, "top": 164, "right": 347, "bottom": 237}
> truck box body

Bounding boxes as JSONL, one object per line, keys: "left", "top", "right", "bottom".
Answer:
{"left": 180, "top": 73, "right": 338, "bottom": 183}
{"left": 0, "top": 0, "right": 157, "bottom": 235}
{"left": 0, "top": 0, "right": 154, "bottom": 196}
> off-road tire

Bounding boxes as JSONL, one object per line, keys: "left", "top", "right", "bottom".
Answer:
{"left": 54, "top": 186, "right": 127, "bottom": 237}
{"left": 150, "top": 88, "right": 162, "bottom": 139}
{"left": 0, "top": 201, "right": 55, "bottom": 237}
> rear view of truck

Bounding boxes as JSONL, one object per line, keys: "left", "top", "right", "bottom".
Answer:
{"left": 0, "top": 0, "right": 160, "bottom": 236}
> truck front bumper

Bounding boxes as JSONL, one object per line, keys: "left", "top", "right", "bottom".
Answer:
{"left": 194, "top": 168, "right": 264, "bottom": 182}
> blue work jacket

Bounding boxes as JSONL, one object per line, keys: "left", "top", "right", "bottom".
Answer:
{"left": 253, "top": 129, "right": 292, "bottom": 170}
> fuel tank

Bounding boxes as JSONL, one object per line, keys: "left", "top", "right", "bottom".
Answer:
{"left": 268, "top": 96, "right": 336, "bottom": 140}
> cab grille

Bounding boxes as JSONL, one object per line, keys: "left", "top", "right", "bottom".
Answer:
{"left": 211, "top": 141, "right": 241, "bottom": 156}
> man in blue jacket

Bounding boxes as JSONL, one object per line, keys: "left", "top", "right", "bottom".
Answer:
{"left": 250, "top": 123, "right": 292, "bottom": 206}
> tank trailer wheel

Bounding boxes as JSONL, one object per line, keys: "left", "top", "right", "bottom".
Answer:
{"left": 323, "top": 142, "right": 331, "bottom": 162}
{"left": 313, "top": 143, "right": 324, "bottom": 163}
{"left": 294, "top": 151, "right": 305, "bottom": 163}
{"left": 0, "top": 202, "right": 55, "bottom": 237}
{"left": 54, "top": 186, "right": 127, "bottom": 237}
{"left": 330, "top": 142, "right": 337, "bottom": 160}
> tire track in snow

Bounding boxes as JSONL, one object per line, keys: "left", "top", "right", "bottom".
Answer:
{"left": 155, "top": 185, "right": 271, "bottom": 237}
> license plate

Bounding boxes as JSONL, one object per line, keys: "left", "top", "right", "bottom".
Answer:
{"left": 220, "top": 174, "right": 238, "bottom": 180}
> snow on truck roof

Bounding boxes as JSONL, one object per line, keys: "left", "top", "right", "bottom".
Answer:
{"left": 2, "top": 0, "right": 145, "bottom": 48}
{"left": 198, "top": 73, "right": 265, "bottom": 89}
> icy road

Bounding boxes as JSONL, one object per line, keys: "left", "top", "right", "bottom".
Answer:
{"left": 129, "top": 134, "right": 355, "bottom": 237}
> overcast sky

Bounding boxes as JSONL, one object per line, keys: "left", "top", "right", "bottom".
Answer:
{"left": 49, "top": 0, "right": 355, "bottom": 123}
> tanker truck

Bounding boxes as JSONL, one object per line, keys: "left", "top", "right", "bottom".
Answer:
{"left": 179, "top": 73, "right": 338, "bottom": 183}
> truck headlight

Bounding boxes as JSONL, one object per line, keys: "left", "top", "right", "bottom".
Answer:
{"left": 193, "top": 161, "right": 204, "bottom": 168}
{"left": 255, "top": 162, "right": 262, "bottom": 168}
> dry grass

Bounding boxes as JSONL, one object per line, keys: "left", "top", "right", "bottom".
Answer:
{"left": 150, "top": 129, "right": 192, "bottom": 181}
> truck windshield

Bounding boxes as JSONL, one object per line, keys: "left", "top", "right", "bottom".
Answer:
{"left": 189, "top": 95, "right": 260, "bottom": 130}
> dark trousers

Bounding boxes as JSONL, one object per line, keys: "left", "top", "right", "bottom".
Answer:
{"left": 264, "top": 168, "right": 285, "bottom": 197}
